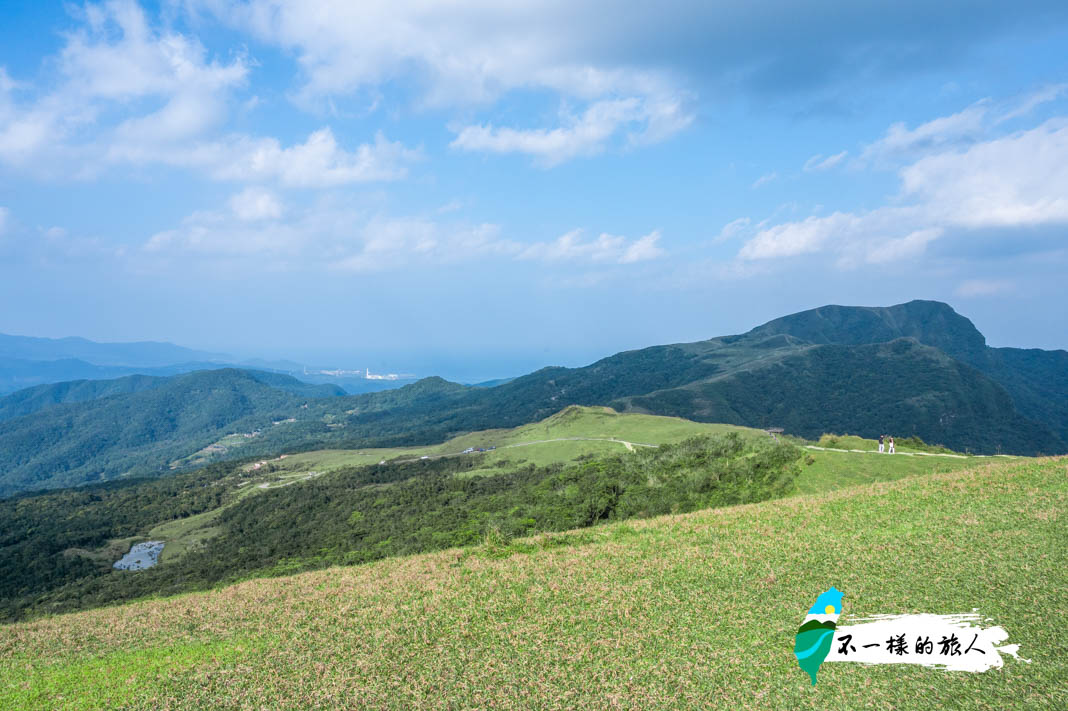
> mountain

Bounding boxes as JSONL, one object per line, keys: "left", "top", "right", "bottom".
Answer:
{"left": 0, "top": 300, "right": 1063, "bottom": 498}
{"left": 310, "top": 300, "right": 1064, "bottom": 455}
{"left": 0, "top": 356, "right": 243, "bottom": 396}
{"left": 0, "top": 373, "right": 168, "bottom": 422}
{"left": 738, "top": 300, "right": 1068, "bottom": 444}
{"left": 0, "top": 369, "right": 344, "bottom": 497}
{"left": 0, "top": 332, "right": 231, "bottom": 396}
{"left": 0, "top": 333, "right": 227, "bottom": 367}
{"left": 0, "top": 333, "right": 415, "bottom": 397}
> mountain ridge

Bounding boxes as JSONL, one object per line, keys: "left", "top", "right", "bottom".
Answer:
{"left": 0, "top": 300, "right": 1063, "bottom": 497}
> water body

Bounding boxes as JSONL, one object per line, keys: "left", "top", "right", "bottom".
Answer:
{"left": 113, "top": 541, "right": 165, "bottom": 571}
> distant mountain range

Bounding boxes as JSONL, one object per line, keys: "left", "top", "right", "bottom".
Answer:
{"left": 0, "top": 300, "right": 1063, "bottom": 497}
{"left": 0, "top": 333, "right": 416, "bottom": 396}
{"left": 0, "top": 333, "right": 227, "bottom": 367}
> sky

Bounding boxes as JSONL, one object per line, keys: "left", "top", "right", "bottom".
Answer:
{"left": 1, "top": 1, "right": 1067, "bottom": 380}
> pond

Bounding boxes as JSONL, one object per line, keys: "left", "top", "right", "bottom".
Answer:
{"left": 113, "top": 541, "right": 165, "bottom": 571}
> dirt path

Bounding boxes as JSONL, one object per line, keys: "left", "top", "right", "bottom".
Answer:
{"left": 385, "top": 437, "right": 656, "bottom": 465}
{"left": 257, "top": 471, "right": 324, "bottom": 489}
{"left": 501, "top": 437, "right": 653, "bottom": 452}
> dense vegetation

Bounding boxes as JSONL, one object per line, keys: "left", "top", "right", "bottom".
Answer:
{"left": 0, "top": 464, "right": 237, "bottom": 619}
{"left": 0, "top": 373, "right": 168, "bottom": 422}
{"left": 0, "top": 433, "right": 801, "bottom": 620}
{"left": 623, "top": 339, "right": 1061, "bottom": 454}
{"left": 747, "top": 299, "right": 1068, "bottom": 444}
{"left": 0, "top": 369, "right": 345, "bottom": 496}
{"left": 0, "top": 299, "right": 1064, "bottom": 497}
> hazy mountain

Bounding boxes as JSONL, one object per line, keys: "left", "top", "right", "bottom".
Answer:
{"left": 0, "top": 357, "right": 242, "bottom": 396}
{"left": 0, "top": 333, "right": 227, "bottom": 367}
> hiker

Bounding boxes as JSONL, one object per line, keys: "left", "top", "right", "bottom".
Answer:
{"left": 878, "top": 434, "right": 885, "bottom": 453}
{"left": 888, "top": 436, "right": 895, "bottom": 454}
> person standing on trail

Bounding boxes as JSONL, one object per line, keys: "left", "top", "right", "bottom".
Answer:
{"left": 878, "top": 434, "right": 885, "bottom": 453}
{"left": 888, "top": 436, "right": 895, "bottom": 454}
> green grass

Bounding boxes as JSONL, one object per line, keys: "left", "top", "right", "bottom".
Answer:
{"left": 273, "top": 405, "right": 759, "bottom": 478}
{"left": 148, "top": 509, "right": 226, "bottom": 563}
{"left": 795, "top": 448, "right": 988, "bottom": 495}
{"left": 114, "top": 409, "right": 1004, "bottom": 566}
{"left": 3, "top": 456, "right": 1064, "bottom": 710}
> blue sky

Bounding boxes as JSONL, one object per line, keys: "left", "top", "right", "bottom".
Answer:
{"left": 1, "top": 1, "right": 1066, "bottom": 380}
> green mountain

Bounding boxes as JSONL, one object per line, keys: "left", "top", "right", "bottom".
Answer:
{"left": 0, "top": 373, "right": 168, "bottom": 422}
{"left": 309, "top": 301, "right": 1064, "bottom": 455}
{"left": 740, "top": 300, "right": 1068, "bottom": 444}
{"left": 0, "top": 370, "right": 343, "bottom": 497}
{"left": 0, "top": 300, "right": 1063, "bottom": 498}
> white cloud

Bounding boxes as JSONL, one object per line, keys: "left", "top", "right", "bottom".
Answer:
{"left": 751, "top": 172, "right": 778, "bottom": 189}
{"left": 996, "top": 83, "right": 1068, "bottom": 124}
{"left": 200, "top": 129, "right": 417, "bottom": 187}
{"left": 739, "top": 115, "right": 1068, "bottom": 268}
{"left": 861, "top": 228, "right": 943, "bottom": 265}
{"left": 0, "top": 206, "right": 9, "bottom": 236}
{"left": 803, "top": 150, "right": 847, "bottom": 172}
{"left": 192, "top": 1, "right": 697, "bottom": 165}
{"left": 0, "top": 3, "right": 416, "bottom": 185}
{"left": 738, "top": 212, "right": 863, "bottom": 260}
{"left": 518, "top": 229, "right": 664, "bottom": 264}
{"left": 191, "top": 0, "right": 1068, "bottom": 114}
{"left": 228, "top": 187, "right": 283, "bottom": 221}
{"left": 192, "top": 0, "right": 681, "bottom": 106}
{"left": 714, "top": 217, "right": 751, "bottom": 243}
{"left": 144, "top": 196, "right": 663, "bottom": 274}
{"left": 899, "top": 119, "right": 1068, "bottom": 228}
{"left": 861, "top": 103, "right": 988, "bottom": 164}
{"left": 0, "top": 1, "right": 248, "bottom": 171}
{"left": 955, "top": 279, "right": 1015, "bottom": 297}
{"left": 450, "top": 97, "right": 691, "bottom": 166}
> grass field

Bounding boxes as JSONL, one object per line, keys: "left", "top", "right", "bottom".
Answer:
{"left": 2, "top": 456, "right": 1063, "bottom": 710}
{"left": 270, "top": 406, "right": 990, "bottom": 495}
{"left": 101, "top": 408, "right": 991, "bottom": 565}
{"left": 795, "top": 447, "right": 993, "bottom": 495}
{"left": 269, "top": 406, "right": 761, "bottom": 477}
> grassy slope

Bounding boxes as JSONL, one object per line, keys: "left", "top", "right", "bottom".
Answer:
{"left": 255, "top": 407, "right": 987, "bottom": 497}
{"left": 2, "top": 457, "right": 1063, "bottom": 710}
{"left": 271, "top": 405, "right": 756, "bottom": 477}
{"left": 142, "top": 408, "right": 987, "bottom": 560}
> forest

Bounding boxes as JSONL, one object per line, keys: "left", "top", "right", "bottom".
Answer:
{"left": 1, "top": 433, "right": 802, "bottom": 620}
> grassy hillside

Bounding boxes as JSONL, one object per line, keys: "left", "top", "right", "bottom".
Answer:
{"left": 0, "top": 406, "right": 996, "bottom": 624}
{"left": 1, "top": 409, "right": 803, "bottom": 621}
{"left": 1, "top": 456, "right": 1062, "bottom": 710}
{"left": 272, "top": 405, "right": 756, "bottom": 477}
